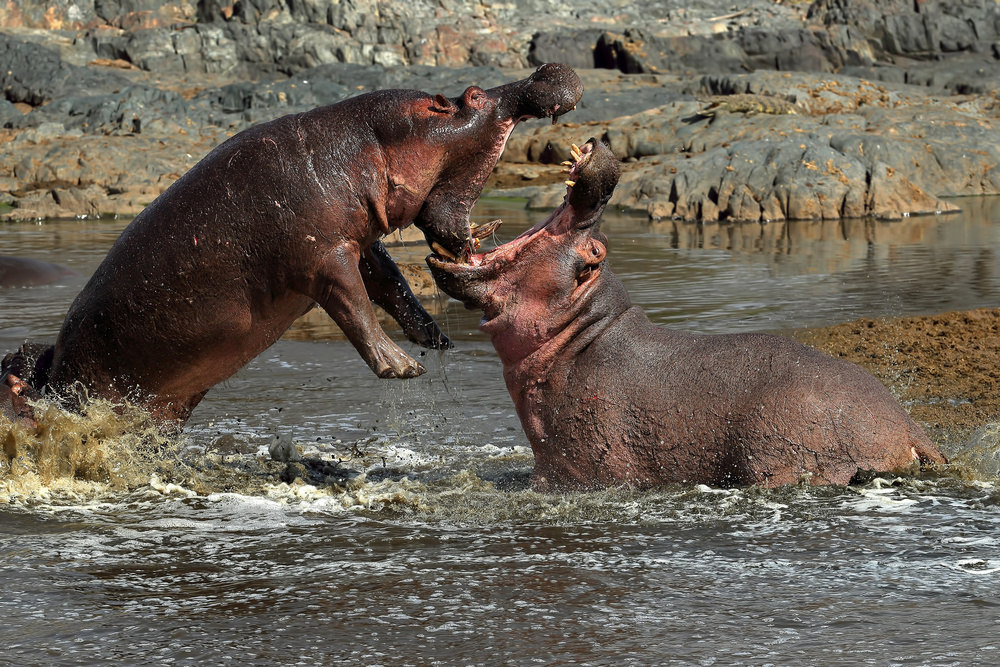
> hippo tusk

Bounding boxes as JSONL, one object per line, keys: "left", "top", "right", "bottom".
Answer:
{"left": 431, "top": 241, "right": 457, "bottom": 261}
{"left": 553, "top": 104, "right": 577, "bottom": 123}
{"left": 565, "top": 180, "right": 576, "bottom": 188}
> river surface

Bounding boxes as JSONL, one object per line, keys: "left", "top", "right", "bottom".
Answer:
{"left": 2, "top": 197, "right": 1000, "bottom": 666}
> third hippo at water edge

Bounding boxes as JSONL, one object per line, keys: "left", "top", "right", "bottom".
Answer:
{"left": 0, "top": 257, "right": 77, "bottom": 289}
{"left": 428, "top": 139, "right": 946, "bottom": 491}
{"left": 0, "top": 64, "right": 583, "bottom": 432}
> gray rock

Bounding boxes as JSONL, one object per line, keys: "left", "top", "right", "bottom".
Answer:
{"left": 0, "top": 99, "right": 23, "bottom": 126}
{"left": 529, "top": 31, "right": 604, "bottom": 70}
{"left": 810, "top": 0, "right": 1000, "bottom": 58}
{"left": 0, "top": 33, "right": 131, "bottom": 105}
{"left": 268, "top": 433, "right": 302, "bottom": 463}
{"left": 501, "top": 67, "right": 997, "bottom": 221}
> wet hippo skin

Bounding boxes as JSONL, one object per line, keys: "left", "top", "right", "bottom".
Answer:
{"left": 428, "top": 139, "right": 946, "bottom": 491}
{"left": 1, "top": 64, "right": 583, "bottom": 430}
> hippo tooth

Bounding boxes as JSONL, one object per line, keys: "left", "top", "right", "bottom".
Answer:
{"left": 431, "top": 241, "right": 456, "bottom": 261}
{"left": 565, "top": 180, "right": 576, "bottom": 187}
{"left": 458, "top": 241, "right": 474, "bottom": 264}
{"left": 561, "top": 161, "right": 573, "bottom": 166}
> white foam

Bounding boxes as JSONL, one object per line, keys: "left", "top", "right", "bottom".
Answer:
{"left": 946, "top": 559, "right": 1000, "bottom": 575}
{"left": 149, "top": 474, "right": 198, "bottom": 498}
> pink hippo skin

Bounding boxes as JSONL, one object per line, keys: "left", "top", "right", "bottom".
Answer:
{"left": 0, "top": 64, "right": 584, "bottom": 431}
{"left": 428, "top": 139, "right": 946, "bottom": 491}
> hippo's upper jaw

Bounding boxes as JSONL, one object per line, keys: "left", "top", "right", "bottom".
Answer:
{"left": 415, "top": 63, "right": 583, "bottom": 258}
{"left": 427, "top": 138, "right": 619, "bottom": 338}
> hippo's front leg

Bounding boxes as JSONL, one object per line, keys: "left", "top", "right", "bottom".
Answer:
{"left": 361, "top": 241, "right": 451, "bottom": 351}
{"left": 309, "top": 244, "right": 426, "bottom": 379}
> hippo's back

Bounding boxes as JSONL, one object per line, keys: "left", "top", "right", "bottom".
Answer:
{"left": 563, "top": 310, "right": 943, "bottom": 487}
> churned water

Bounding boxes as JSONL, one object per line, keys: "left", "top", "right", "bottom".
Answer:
{"left": 3, "top": 196, "right": 1000, "bottom": 665}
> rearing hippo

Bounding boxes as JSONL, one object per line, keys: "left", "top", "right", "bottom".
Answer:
{"left": 428, "top": 138, "right": 945, "bottom": 491}
{"left": 1, "top": 64, "right": 583, "bottom": 429}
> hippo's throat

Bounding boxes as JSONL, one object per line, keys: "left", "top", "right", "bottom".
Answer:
{"left": 500, "top": 295, "right": 615, "bottom": 451}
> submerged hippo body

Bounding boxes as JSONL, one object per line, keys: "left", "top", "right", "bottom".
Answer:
{"left": 0, "top": 257, "right": 76, "bottom": 288}
{"left": 2, "top": 64, "right": 583, "bottom": 429}
{"left": 429, "top": 139, "right": 945, "bottom": 491}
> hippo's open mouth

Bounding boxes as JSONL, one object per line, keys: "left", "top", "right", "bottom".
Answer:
{"left": 426, "top": 138, "right": 620, "bottom": 315}
{"left": 428, "top": 140, "right": 603, "bottom": 267}
{"left": 427, "top": 138, "right": 615, "bottom": 273}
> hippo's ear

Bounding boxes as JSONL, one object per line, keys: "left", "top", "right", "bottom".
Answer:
{"left": 430, "top": 94, "right": 458, "bottom": 114}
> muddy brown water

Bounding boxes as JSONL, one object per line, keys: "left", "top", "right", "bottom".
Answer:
{"left": 3, "top": 196, "right": 1000, "bottom": 665}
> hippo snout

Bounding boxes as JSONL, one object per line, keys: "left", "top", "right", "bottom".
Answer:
{"left": 503, "top": 63, "right": 584, "bottom": 121}
{"left": 567, "top": 138, "right": 621, "bottom": 215}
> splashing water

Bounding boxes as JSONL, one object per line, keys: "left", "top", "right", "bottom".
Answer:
{"left": 0, "top": 397, "right": 182, "bottom": 502}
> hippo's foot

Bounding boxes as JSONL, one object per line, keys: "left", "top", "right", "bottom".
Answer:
{"left": 0, "top": 343, "right": 52, "bottom": 429}
{"left": 405, "top": 323, "right": 452, "bottom": 351}
{"left": 1, "top": 343, "right": 53, "bottom": 388}
{"left": 376, "top": 357, "right": 426, "bottom": 379}
{"left": 368, "top": 342, "right": 426, "bottom": 379}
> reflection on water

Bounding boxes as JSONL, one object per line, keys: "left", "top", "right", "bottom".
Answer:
{"left": 602, "top": 196, "right": 1000, "bottom": 333}
{"left": 2, "top": 197, "right": 1000, "bottom": 665}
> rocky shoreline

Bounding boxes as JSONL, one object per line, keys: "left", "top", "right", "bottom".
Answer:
{"left": 1, "top": 0, "right": 998, "bottom": 222}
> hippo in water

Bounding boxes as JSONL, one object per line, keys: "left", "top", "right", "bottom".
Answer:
{"left": 0, "top": 257, "right": 76, "bottom": 288}
{"left": 428, "top": 139, "right": 945, "bottom": 491}
{"left": 0, "top": 64, "right": 583, "bottom": 430}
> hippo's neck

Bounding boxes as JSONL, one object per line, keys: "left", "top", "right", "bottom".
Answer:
{"left": 499, "top": 275, "right": 633, "bottom": 445}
